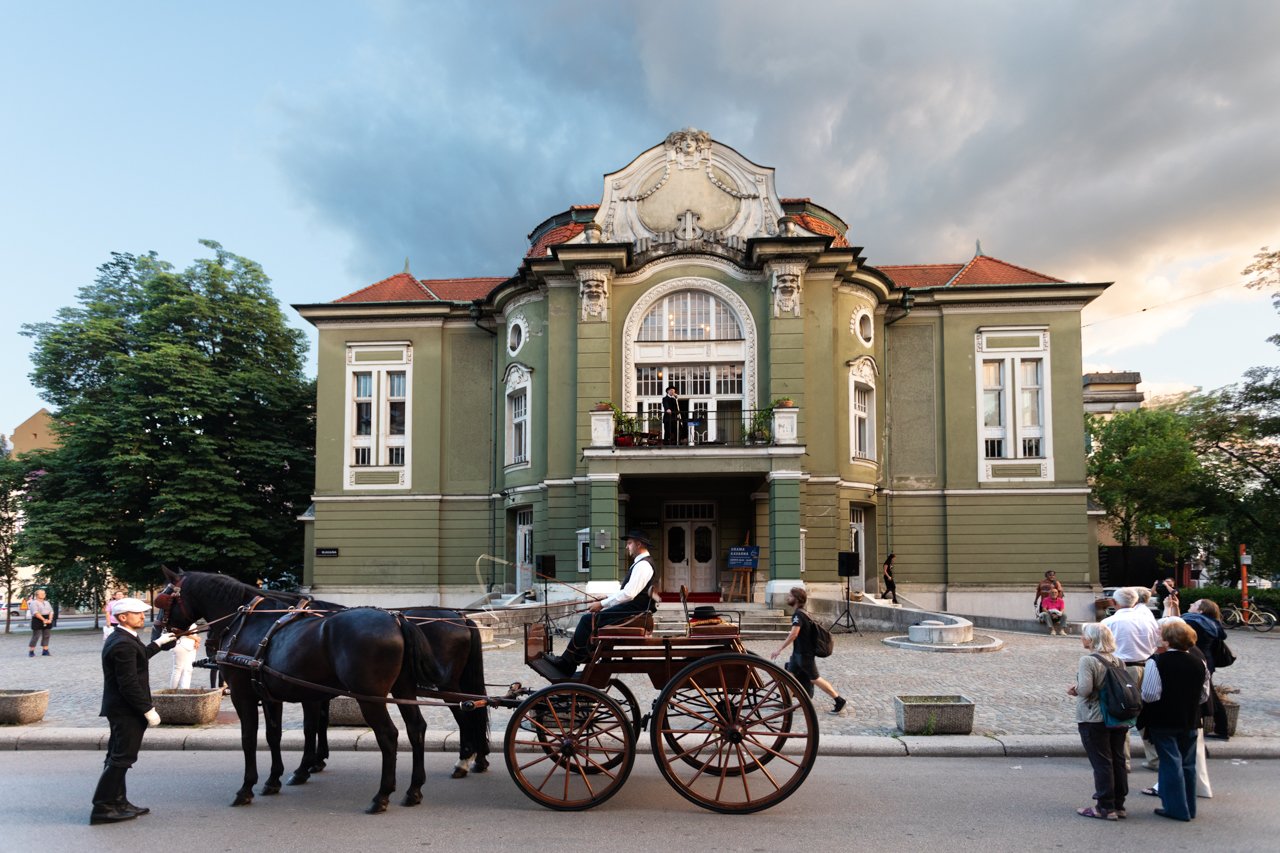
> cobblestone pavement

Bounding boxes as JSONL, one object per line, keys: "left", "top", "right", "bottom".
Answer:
{"left": 4, "top": 626, "right": 1278, "bottom": 738}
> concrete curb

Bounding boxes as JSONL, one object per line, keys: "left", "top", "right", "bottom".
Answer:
{"left": 3, "top": 726, "right": 1278, "bottom": 759}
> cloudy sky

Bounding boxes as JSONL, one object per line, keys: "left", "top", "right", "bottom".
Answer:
{"left": 3, "top": 1, "right": 1279, "bottom": 436}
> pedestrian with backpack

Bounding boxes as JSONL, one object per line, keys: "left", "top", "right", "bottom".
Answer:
{"left": 771, "top": 587, "right": 846, "bottom": 714}
{"left": 1068, "top": 622, "right": 1144, "bottom": 820}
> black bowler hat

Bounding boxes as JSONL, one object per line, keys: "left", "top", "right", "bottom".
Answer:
{"left": 666, "top": 385, "right": 677, "bottom": 393}
{"left": 624, "top": 528, "right": 651, "bottom": 546}
{"left": 692, "top": 605, "right": 720, "bottom": 620}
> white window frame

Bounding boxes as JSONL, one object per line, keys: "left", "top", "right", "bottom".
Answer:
{"left": 848, "top": 357, "right": 877, "bottom": 463}
{"left": 974, "top": 327, "right": 1053, "bottom": 482}
{"left": 504, "top": 362, "right": 533, "bottom": 471}
{"left": 344, "top": 342, "right": 413, "bottom": 490}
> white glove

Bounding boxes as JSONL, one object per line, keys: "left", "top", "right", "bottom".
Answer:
{"left": 155, "top": 631, "right": 176, "bottom": 647}
{"left": 144, "top": 708, "right": 161, "bottom": 728}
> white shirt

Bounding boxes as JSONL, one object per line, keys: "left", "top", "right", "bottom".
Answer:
{"left": 600, "top": 554, "right": 654, "bottom": 610}
{"left": 117, "top": 625, "right": 138, "bottom": 638}
{"left": 1101, "top": 606, "right": 1161, "bottom": 663}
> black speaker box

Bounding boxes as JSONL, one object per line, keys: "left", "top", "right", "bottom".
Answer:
{"left": 535, "top": 554, "right": 556, "bottom": 578}
{"left": 837, "top": 551, "right": 859, "bottom": 578}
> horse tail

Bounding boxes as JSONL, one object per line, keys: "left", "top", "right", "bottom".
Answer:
{"left": 396, "top": 612, "right": 442, "bottom": 692}
{"left": 461, "top": 617, "right": 490, "bottom": 753}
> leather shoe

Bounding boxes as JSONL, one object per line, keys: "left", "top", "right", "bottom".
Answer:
{"left": 1155, "top": 808, "right": 1191, "bottom": 822}
{"left": 121, "top": 800, "right": 150, "bottom": 816}
{"left": 543, "top": 653, "right": 577, "bottom": 676}
{"left": 1205, "top": 732, "right": 1229, "bottom": 741}
{"left": 89, "top": 805, "right": 139, "bottom": 825}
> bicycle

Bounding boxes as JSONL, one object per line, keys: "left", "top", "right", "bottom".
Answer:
{"left": 1223, "top": 598, "right": 1277, "bottom": 632}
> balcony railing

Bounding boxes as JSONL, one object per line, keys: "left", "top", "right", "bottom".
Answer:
{"left": 590, "top": 406, "right": 799, "bottom": 448}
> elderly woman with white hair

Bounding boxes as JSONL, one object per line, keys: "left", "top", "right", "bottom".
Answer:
{"left": 1068, "top": 622, "right": 1144, "bottom": 820}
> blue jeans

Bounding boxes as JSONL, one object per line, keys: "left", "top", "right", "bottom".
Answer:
{"left": 1149, "top": 728, "right": 1197, "bottom": 820}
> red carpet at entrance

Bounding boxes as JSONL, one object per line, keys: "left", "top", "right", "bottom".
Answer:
{"left": 673, "top": 592, "right": 722, "bottom": 604}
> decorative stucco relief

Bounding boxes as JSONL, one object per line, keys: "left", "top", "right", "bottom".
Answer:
{"left": 766, "top": 259, "right": 807, "bottom": 318}
{"left": 576, "top": 265, "right": 614, "bottom": 322}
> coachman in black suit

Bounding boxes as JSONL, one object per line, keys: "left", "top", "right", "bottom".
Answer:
{"left": 662, "top": 386, "right": 682, "bottom": 445}
{"left": 91, "top": 598, "right": 175, "bottom": 825}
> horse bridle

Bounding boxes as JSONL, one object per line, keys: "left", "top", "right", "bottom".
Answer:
{"left": 155, "top": 579, "right": 194, "bottom": 633}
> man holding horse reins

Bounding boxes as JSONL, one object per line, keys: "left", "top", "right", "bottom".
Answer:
{"left": 546, "top": 528, "right": 658, "bottom": 676}
{"left": 91, "top": 597, "right": 176, "bottom": 825}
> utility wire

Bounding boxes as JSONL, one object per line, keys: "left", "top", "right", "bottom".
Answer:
{"left": 1082, "top": 279, "right": 1253, "bottom": 328}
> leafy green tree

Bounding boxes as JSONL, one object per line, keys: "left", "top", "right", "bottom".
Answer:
{"left": 1087, "top": 407, "right": 1204, "bottom": 577}
{"left": 18, "top": 241, "right": 315, "bottom": 591}
{"left": 0, "top": 453, "right": 26, "bottom": 633}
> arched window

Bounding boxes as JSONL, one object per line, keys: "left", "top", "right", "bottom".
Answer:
{"left": 638, "top": 291, "right": 743, "bottom": 342}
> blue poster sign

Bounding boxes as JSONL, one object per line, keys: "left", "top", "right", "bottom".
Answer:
{"left": 727, "top": 546, "right": 759, "bottom": 569}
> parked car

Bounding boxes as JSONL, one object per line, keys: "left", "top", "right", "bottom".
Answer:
{"left": 1100, "top": 587, "right": 1161, "bottom": 618}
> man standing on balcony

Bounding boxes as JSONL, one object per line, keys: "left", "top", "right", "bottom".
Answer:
{"left": 662, "top": 385, "right": 682, "bottom": 445}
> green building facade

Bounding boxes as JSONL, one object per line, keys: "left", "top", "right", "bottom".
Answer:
{"left": 294, "top": 129, "right": 1110, "bottom": 620}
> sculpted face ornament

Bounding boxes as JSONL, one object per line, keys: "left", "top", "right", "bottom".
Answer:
{"left": 576, "top": 265, "right": 614, "bottom": 322}
{"left": 665, "top": 127, "right": 712, "bottom": 170}
{"left": 768, "top": 260, "right": 807, "bottom": 318}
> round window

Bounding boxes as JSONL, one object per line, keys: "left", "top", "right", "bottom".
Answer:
{"left": 508, "top": 322, "right": 523, "bottom": 354}
{"left": 857, "top": 311, "right": 873, "bottom": 346}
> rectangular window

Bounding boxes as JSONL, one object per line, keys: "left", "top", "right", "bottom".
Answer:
{"left": 636, "top": 366, "right": 663, "bottom": 398}
{"left": 387, "top": 372, "right": 406, "bottom": 436}
{"left": 354, "top": 373, "right": 373, "bottom": 436}
{"left": 715, "top": 364, "right": 743, "bottom": 395}
{"left": 853, "top": 386, "right": 871, "bottom": 459}
{"left": 509, "top": 389, "right": 528, "bottom": 465}
{"left": 975, "top": 330, "right": 1052, "bottom": 479}
{"left": 345, "top": 344, "right": 412, "bottom": 489}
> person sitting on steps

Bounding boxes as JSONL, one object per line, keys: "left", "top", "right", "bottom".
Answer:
{"left": 545, "top": 529, "right": 659, "bottom": 677}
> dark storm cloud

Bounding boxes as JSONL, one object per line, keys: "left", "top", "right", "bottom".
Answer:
{"left": 272, "top": 0, "right": 1280, "bottom": 294}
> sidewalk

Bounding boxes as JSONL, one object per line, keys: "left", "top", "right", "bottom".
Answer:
{"left": 3, "top": 725, "right": 1278, "bottom": 759}
{"left": 5, "top": 624, "right": 1279, "bottom": 740}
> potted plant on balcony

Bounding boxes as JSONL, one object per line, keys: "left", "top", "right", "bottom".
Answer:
{"left": 604, "top": 403, "right": 639, "bottom": 447}
{"left": 747, "top": 404, "right": 776, "bottom": 445}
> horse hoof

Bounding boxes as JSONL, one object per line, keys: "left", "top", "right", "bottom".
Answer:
{"left": 450, "top": 767, "right": 468, "bottom": 779}
{"left": 365, "top": 801, "right": 388, "bottom": 815}
{"left": 309, "top": 762, "right": 326, "bottom": 773}
{"left": 231, "top": 797, "right": 253, "bottom": 807}
{"left": 285, "top": 774, "right": 309, "bottom": 786}
{"left": 261, "top": 785, "right": 281, "bottom": 796}
{"left": 473, "top": 757, "right": 490, "bottom": 773}
{"left": 401, "top": 792, "right": 423, "bottom": 807}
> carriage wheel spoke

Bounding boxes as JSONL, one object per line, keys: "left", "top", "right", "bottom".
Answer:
{"left": 741, "top": 733, "right": 805, "bottom": 768}
{"left": 735, "top": 743, "right": 754, "bottom": 803}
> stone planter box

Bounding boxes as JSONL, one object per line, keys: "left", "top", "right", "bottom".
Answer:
{"left": 894, "top": 695, "right": 975, "bottom": 735}
{"left": 328, "top": 696, "right": 372, "bottom": 727}
{"left": 1205, "top": 698, "right": 1239, "bottom": 738}
{"left": 152, "top": 688, "right": 223, "bottom": 726}
{"left": 0, "top": 689, "right": 49, "bottom": 725}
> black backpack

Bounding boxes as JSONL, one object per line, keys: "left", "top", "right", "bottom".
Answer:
{"left": 810, "top": 615, "right": 834, "bottom": 658}
{"left": 1209, "top": 634, "right": 1236, "bottom": 668}
{"left": 1092, "top": 654, "right": 1143, "bottom": 728}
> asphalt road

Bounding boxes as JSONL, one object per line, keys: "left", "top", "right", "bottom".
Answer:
{"left": 1, "top": 751, "right": 1274, "bottom": 852}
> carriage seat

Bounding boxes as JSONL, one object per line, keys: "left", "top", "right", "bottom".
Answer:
{"left": 595, "top": 612, "right": 655, "bottom": 638}
{"left": 689, "top": 622, "right": 740, "bottom": 637}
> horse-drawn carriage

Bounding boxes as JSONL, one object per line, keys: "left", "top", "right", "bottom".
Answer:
{"left": 159, "top": 570, "right": 819, "bottom": 816}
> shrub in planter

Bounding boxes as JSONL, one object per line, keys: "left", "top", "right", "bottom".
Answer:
{"left": 894, "top": 695, "right": 975, "bottom": 735}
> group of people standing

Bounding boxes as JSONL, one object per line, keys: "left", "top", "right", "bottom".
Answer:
{"left": 1071, "top": 585, "right": 1232, "bottom": 823}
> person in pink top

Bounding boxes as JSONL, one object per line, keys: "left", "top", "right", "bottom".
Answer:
{"left": 1040, "top": 592, "right": 1068, "bottom": 635}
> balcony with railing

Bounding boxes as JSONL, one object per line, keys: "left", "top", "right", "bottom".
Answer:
{"left": 588, "top": 404, "right": 799, "bottom": 449}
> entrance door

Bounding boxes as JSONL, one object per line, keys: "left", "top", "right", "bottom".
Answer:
{"left": 516, "top": 509, "right": 534, "bottom": 591}
{"left": 663, "top": 502, "right": 717, "bottom": 594}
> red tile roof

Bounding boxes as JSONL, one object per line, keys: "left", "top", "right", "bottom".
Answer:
{"left": 949, "top": 255, "right": 1063, "bottom": 286}
{"left": 878, "top": 256, "right": 1063, "bottom": 288}
{"left": 333, "top": 272, "right": 436, "bottom": 303}
{"left": 876, "top": 264, "right": 965, "bottom": 289}
{"left": 332, "top": 273, "right": 505, "bottom": 303}
{"left": 426, "top": 277, "right": 506, "bottom": 301}
{"left": 527, "top": 221, "right": 585, "bottom": 258}
{"left": 779, "top": 198, "right": 811, "bottom": 203}
{"left": 794, "top": 214, "right": 850, "bottom": 248}
{"left": 569, "top": 204, "right": 600, "bottom": 211}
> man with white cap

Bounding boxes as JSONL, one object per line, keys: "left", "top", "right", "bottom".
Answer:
{"left": 90, "top": 597, "right": 175, "bottom": 825}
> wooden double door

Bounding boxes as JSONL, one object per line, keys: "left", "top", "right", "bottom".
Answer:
{"left": 662, "top": 502, "right": 718, "bottom": 594}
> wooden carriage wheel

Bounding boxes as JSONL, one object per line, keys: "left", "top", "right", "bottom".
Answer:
{"left": 650, "top": 654, "right": 818, "bottom": 814}
{"left": 504, "top": 684, "right": 636, "bottom": 810}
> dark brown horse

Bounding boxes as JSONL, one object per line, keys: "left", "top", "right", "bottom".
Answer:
{"left": 160, "top": 568, "right": 440, "bottom": 814}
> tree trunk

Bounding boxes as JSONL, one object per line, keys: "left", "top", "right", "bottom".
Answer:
{"left": 92, "top": 588, "right": 100, "bottom": 630}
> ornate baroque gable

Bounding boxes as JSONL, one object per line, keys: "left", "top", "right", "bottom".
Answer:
{"left": 586, "top": 128, "right": 799, "bottom": 257}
